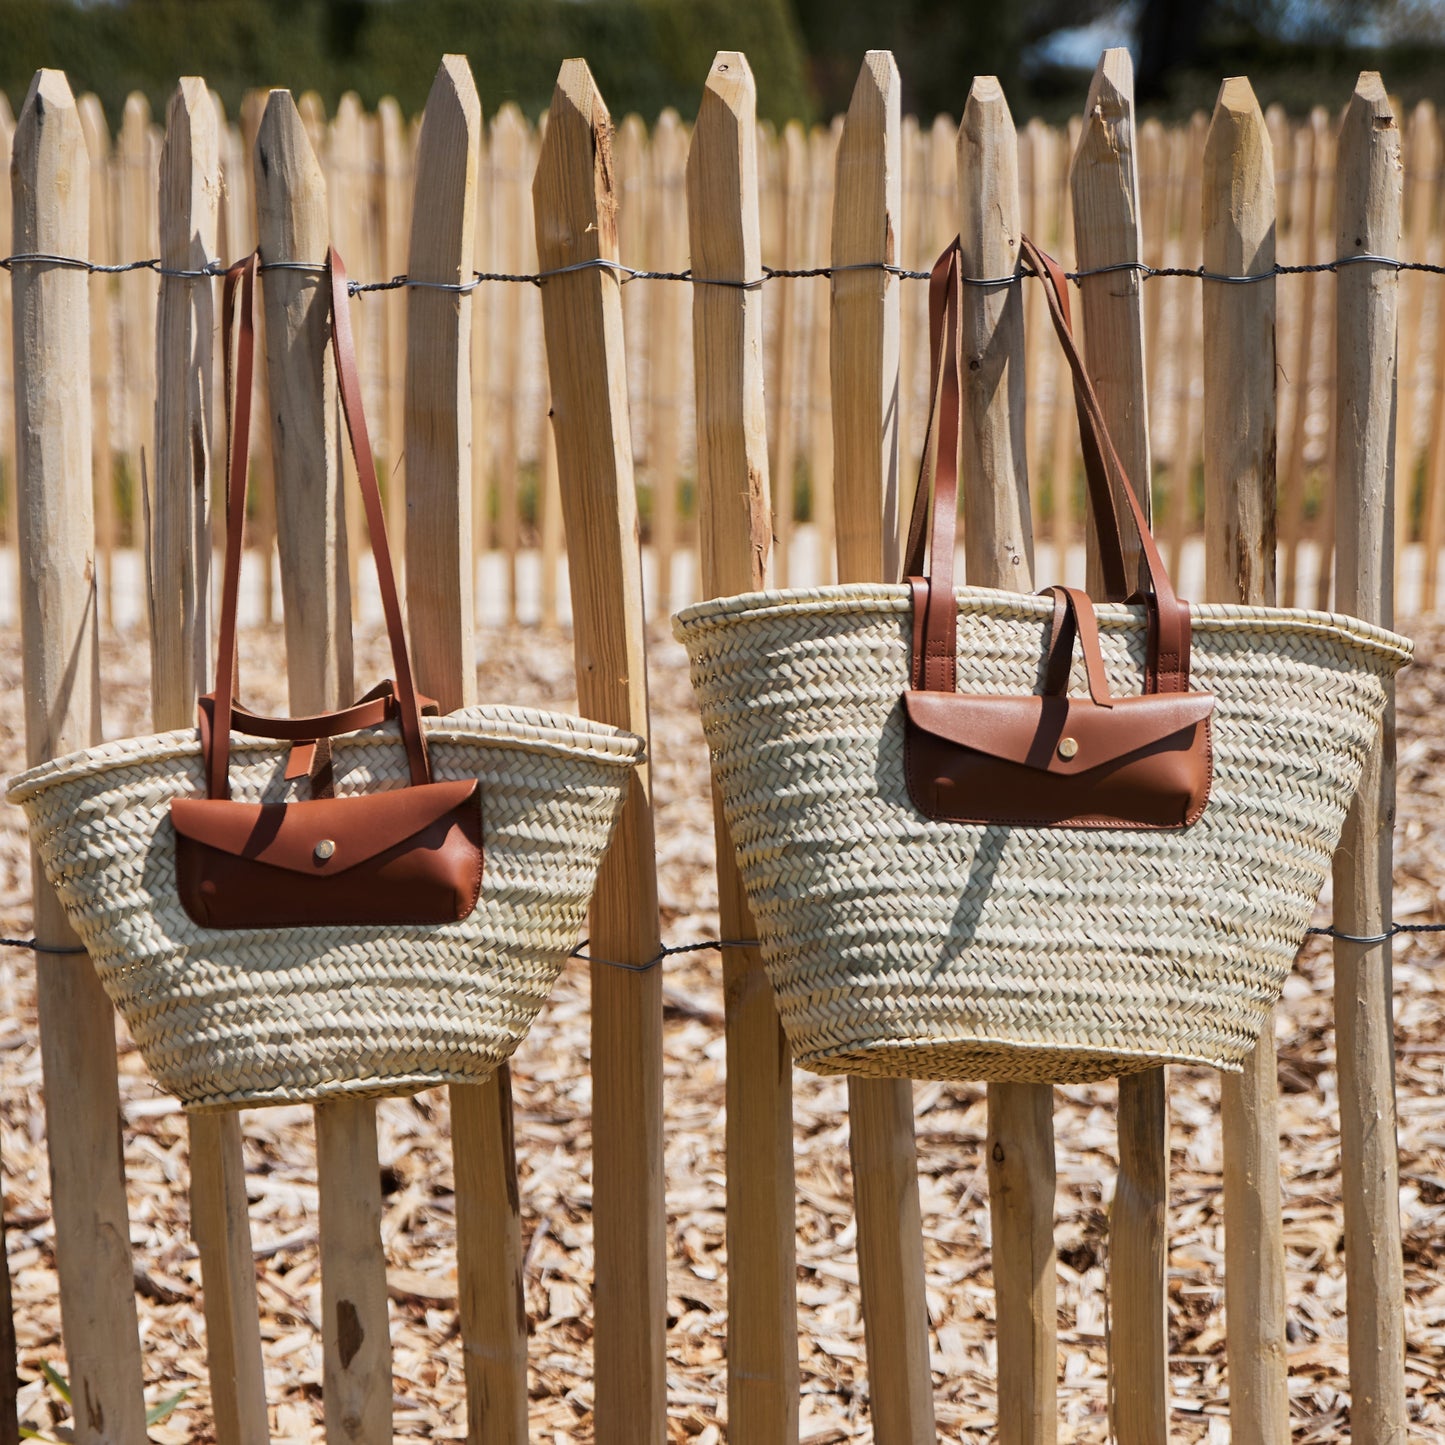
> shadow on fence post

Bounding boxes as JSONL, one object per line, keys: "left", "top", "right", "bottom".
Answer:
{"left": 533, "top": 57, "right": 668, "bottom": 1445}
{"left": 12, "top": 67, "right": 148, "bottom": 1445}
{"left": 686, "top": 49, "right": 800, "bottom": 1445}
{"left": 1200, "top": 75, "right": 1291, "bottom": 1445}
{"left": 1333, "top": 70, "right": 1407, "bottom": 1445}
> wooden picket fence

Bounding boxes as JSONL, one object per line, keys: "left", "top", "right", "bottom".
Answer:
{"left": 0, "top": 64, "right": 1439, "bottom": 627}
{"left": 3, "top": 41, "right": 1409, "bottom": 1445}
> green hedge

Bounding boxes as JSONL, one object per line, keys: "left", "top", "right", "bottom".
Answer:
{"left": 0, "top": 0, "right": 813, "bottom": 129}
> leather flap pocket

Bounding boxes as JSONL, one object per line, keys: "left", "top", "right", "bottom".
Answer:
{"left": 902, "top": 690, "right": 1215, "bottom": 776}
{"left": 171, "top": 779, "right": 480, "bottom": 876}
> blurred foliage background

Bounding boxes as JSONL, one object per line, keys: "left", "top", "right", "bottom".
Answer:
{"left": 0, "top": 0, "right": 1441, "bottom": 127}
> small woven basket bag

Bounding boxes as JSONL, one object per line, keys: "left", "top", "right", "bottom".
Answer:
{"left": 9, "top": 249, "right": 643, "bottom": 1111}
{"left": 673, "top": 235, "right": 1411, "bottom": 1085}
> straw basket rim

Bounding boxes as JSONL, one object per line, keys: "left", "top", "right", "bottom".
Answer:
{"left": 671, "top": 582, "right": 1415, "bottom": 667}
{"left": 7, "top": 700, "right": 645, "bottom": 806}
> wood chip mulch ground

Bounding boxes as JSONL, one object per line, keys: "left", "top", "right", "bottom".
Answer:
{"left": 1, "top": 615, "right": 1443, "bottom": 1442}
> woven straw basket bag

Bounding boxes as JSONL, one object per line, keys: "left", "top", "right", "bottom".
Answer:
{"left": 8, "top": 252, "right": 643, "bottom": 1111}
{"left": 673, "top": 237, "right": 1411, "bottom": 1085}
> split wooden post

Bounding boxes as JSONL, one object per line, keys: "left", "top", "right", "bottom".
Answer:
{"left": 1164, "top": 116, "right": 1206, "bottom": 581}
{"left": 328, "top": 94, "right": 371, "bottom": 619}
{"left": 117, "top": 93, "right": 157, "bottom": 585}
{"left": 1394, "top": 102, "right": 1437, "bottom": 588}
{"left": 239, "top": 90, "right": 278, "bottom": 625}
{"left": 255, "top": 90, "right": 395, "bottom": 1445}
{"left": 77, "top": 96, "right": 114, "bottom": 633}
{"left": 377, "top": 97, "right": 409, "bottom": 578}
{"left": 770, "top": 119, "right": 807, "bottom": 587}
{"left": 831, "top": 52, "right": 936, "bottom": 1445}
{"left": 1279, "top": 113, "right": 1326, "bottom": 609}
{"left": 0, "top": 94, "right": 13, "bottom": 559}
{"left": 1201, "top": 76, "right": 1290, "bottom": 1445}
{"left": 645, "top": 110, "right": 687, "bottom": 617}
{"left": 488, "top": 104, "right": 528, "bottom": 619}
{"left": 808, "top": 122, "right": 840, "bottom": 581}
{"left": 154, "top": 78, "right": 271, "bottom": 1445}
{"left": 401, "top": 57, "right": 532, "bottom": 1441}
{"left": 533, "top": 59, "right": 667, "bottom": 1445}
{"left": 958, "top": 79, "right": 1056, "bottom": 1445}
{"left": 686, "top": 51, "right": 798, "bottom": 1444}
{"left": 12, "top": 67, "right": 149, "bottom": 1445}
{"left": 1333, "top": 72, "right": 1407, "bottom": 1445}
{"left": 1070, "top": 49, "right": 1170, "bottom": 1445}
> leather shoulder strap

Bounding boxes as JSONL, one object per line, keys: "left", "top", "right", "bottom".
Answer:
{"left": 902, "top": 234, "right": 1191, "bottom": 697}
{"left": 207, "top": 251, "right": 432, "bottom": 798}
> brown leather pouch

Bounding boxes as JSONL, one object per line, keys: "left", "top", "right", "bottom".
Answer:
{"left": 174, "top": 781, "right": 483, "bottom": 929}
{"left": 175, "top": 249, "right": 483, "bottom": 931}
{"left": 903, "top": 691, "right": 1212, "bottom": 828}
{"left": 900, "top": 236, "right": 1214, "bottom": 831}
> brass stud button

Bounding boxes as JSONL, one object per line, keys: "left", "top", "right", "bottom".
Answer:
{"left": 1057, "top": 737, "right": 1079, "bottom": 760}
{"left": 314, "top": 838, "right": 336, "bottom": 861}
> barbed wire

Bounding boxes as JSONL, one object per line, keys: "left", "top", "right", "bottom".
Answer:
{"left": 4, "top": 923, "right": 1441, "bottom": 968}
{"left": 1, "top": 249, "right": 1441, "bottom": 295}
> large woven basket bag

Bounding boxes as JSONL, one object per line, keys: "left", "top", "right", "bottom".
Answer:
{"left": 673, "top": 235, "right": 1412, "bottom": 1085}
{"left": 9, "top": 250, "right": 643, "bottom": 1111}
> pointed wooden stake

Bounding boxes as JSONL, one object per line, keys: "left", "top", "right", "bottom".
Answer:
{"left": 831, "top": 50, "right": 936, "bottom": 1445}
{"left": 1333, "top": 71, "right": 1407, "bottom": 1445}
{"left": 1071, "top": 48, "right": 1152, "bottom": 595}
{"left": 403, "top": 55, "right": 531, "bottom": 1443}
{"left": 14, "top": 66, "right": 148, "bottom": 1445}
{"left": 256, "top": 89, "right": 393, "bottom": 1445}
{"left": 533, "top": 59, "right": 667, "bottom": 1445}
{"left": 1070, "top": 48, "right": 1170, "bottom": 1445}
{"left": 687, "top": 51, "right": 798, "bottom": 1444}
{"left": 960, "top": 79, "right": 1056, "bottom": 1445}
{"left": 156, "top": 76, "right": 271, "bottom": 1445}
{"left": 1201, "top": 74, "right": 1290, "bottom": 1445}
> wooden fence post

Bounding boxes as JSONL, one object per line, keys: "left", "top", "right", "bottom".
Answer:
{"left": 12, "top": 67, "right": 148, "bottom": 1445}
{"left": 958, "top": 79, "right": 1057, "bottom": 1445}
{"left": 1333, "top": 71, "right": 1407, "bottom": 1445}
{"left": 154, "top": 77, "right": 271, "bottom": 1445}
{"left": 533, "top": 58, "right": 667, "bottom": 1445}
{"left": 402, "top": 56, "right": 532, "bottom": 1442}
{"left": 1201, "top": 76, "right": 1290, "bottom": 1445}
{"left": 255, "top": 91, "right": 396, "bottom": 1445}
{"left": 831, "top": 51, "right": 936, "bottom": 1445}
{"left": 686, "top": 51, "right": 798, "bottom": 1444}
{"left": 1070, "top": 48, "right": 1170, "bottom": 1445}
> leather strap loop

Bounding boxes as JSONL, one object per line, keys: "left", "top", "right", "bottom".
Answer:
{"left": 902, "top": 234, "right": 1191, "bottom": 699}
{"left": 211, "top": 250, "right": 433, "bottom": 799}
{"left": 1041, "top": 586, "right": 1113, "bottom": 708}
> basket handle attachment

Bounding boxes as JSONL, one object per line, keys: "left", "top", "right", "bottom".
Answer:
{"left": 205, "top": 249, "right": 432, "bottom": 801}
{"left": 900, "top": 235, "right": 1191, "bottom": 699}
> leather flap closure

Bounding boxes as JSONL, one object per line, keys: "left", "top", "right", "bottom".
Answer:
{"left": 903, "top": 690, "right": 1214, "bottom": 776}
{"left": 170, "top": 779, "right": 480, "bottom": 876}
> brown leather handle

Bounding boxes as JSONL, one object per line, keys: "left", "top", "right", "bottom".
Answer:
{"left": 901, "top": 234, "right": 1191, "bottom": 697}
{"left": 207, "top": 250, "right": 432, "bottom": 800}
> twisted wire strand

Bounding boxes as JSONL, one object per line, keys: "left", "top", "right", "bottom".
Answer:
{"left": 0, "top": 249, "right": 1436, "bottom": 295}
